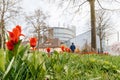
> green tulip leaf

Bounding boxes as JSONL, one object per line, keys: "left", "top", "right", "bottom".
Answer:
{"left": 0, "top": 49, "right": 5, "bottom": 72}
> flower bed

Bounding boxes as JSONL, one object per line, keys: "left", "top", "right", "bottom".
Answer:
{"left": 0, "top": 50, "right": 120, "bottom": 80}
{"left": 0, "top": 25, "right": 120, "bottom": 80}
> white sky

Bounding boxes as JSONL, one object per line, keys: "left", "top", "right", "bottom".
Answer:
{"left": 19, "top": 0, "right": 120, "bottom": 45}
{"left": 21, "top": 0, "right": 91, "bottom": 35}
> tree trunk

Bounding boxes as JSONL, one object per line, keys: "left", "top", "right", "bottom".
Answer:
{"left": 0, "top": 20, "right": 5, "bottom": 49}
{"left": 38, "top": 33, "right": 40, "bottom": 49}
{"left": 100, "top": 38, "right": 103, "bottom": 53}
{"left": 0, "top": 0, "right": 6, "bottom": 49}
{"left": 0, "top": 33, "right": 1, "bottom": 49}
{"left": 37, "top": 26, "right": 41, "bottom": 49}
{"left": 88, "top": 0, "right": 96, "bottom": 51}
{"left": 0, "top": 23, "right": 2, "bottom": 48}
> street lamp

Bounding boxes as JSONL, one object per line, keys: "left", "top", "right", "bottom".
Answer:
{"left": 112, "top": 28, "right": 120, "bottom": 42}
{"left": 107, "top": 39, "right": 109, "bottom": 46}
{"left": 117, "top": 31, "right": 119, "bottom": 42}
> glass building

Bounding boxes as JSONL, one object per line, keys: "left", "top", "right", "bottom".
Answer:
{"left": 53, "top": 26, "right": 76, "bottom": 43}
{"left": 65, "top": 30, "right": 106, "bottom": 52}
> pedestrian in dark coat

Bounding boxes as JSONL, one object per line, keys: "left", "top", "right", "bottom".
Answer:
{"left": 70, "top": 43, "right": 76, "bottom": 53}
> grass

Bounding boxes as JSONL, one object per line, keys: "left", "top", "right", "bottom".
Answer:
{"left": 0, "top": 50, "right": 120, "bottom": 80}
{"left": 45, "top": 52, "right": 120, "bottom": 80}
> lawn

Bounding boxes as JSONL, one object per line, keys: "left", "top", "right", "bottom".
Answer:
{"left": 1, "top": 25, "right": 120, "bottom": 80}
{"left": 0, "top": 49, "right": 120, "bottom": 80}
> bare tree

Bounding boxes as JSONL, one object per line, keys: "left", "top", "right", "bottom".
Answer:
{"left": 25, "top": 9, "right": 52, "bottom": 48}
{"left": 52, "top": 0, "right": 120, "bottom": 51}
{"left": 0, "top": 0, "right": 22, "bottom": 49}
{"left": 84, "top": 0, "right": 120, "bottom": 51}
{"left": 87, "top": 0, "right": 96, "bottom": 50}
{"left": 96, "top": 10, "right": 113, "bottom": 52}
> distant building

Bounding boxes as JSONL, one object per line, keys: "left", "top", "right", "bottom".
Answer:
{"left": 52, "top": 26, "right": 76, "bottom": 43}
{"left": 65, "top": 30, "right": 106, "bottom": 51}
{"left": 24, "top": 26, "right": 76, "bottom": 48}
{"left": 39, "top": 38, "right": 61, "bottom": 48}
{"left": 22, "top": 38, "right": 61, "bottom": 48}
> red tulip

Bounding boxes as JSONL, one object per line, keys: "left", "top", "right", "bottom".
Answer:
{"left": 30, "top": 37, "right": 37, "bottom": 49}
{"left": 61, "top": 46, "right": 65, "bottom": 52}
{"left": 8, "top": 31, "right": 17, "bottom": 44}
{"left": 8, "top": 25, "right": 24, "bottom": 44}
{"left": 65, "top": 48, "right": 71, "bottom": 52}
{"left": 13, "top": 25, "right": 24, "bottom": 36}
{"left": 46, "top": 47, "right": 51, "bottom": 53}
{"left": 6, "top": 25, "right": 24, "bottom": 52}
{"left": 6, "top": 41, "right": 14, "bottom": 51}
{"left": 16, "top": 25, "right": 22, "bottom": 33}
{"left": 46, "top": 47, "right": 51, "bottom": 57}
{"left": 65, "top": 48, "right": 68, "bottom": 52}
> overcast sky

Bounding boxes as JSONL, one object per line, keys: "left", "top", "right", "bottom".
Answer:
{"left": 19, "top": 0, "right": 120, "bottom": 45}
{"left": 21, "top": 0, "right": 120, "bottom": 34}
{"left": 21, "top": 0, "right": 91, "bottom": 35}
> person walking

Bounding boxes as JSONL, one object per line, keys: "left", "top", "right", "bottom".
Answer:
{"left": 70, "top": 43, "right": 76, "bottom": 53}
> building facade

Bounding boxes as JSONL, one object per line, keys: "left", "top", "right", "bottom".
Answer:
{"left": 52, "top": 26, "right": 76, "bottom": 43}
{"left": 26, "top": 26, "right": 76, "bottom": 48}
{"left": 65, "top": 30, "right": 106, "bottom": 51}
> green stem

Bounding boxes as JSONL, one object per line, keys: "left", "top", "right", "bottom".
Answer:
{"left": 3, "top": 57, "right": 15, "bottom": 79}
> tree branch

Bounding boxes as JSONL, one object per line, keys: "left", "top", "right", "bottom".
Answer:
{"left": 75, "top": 0, "right": 88, "bottom": 13}
{"left": 114, "top": 0, "right": 120, "bottom": 4}
{"left": 97, "top": 0, "right": 120, "bottom": 11}
{"left": 26, "top": 16, "right": 37, "bottom": 30}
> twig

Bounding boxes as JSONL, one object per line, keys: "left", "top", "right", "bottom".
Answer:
{"left": 97, "top": 0, "right": 120, "bottom": 11}
{"left": 75, "top": 0, "right": 88, "bottom": 13}
{"left": 114, "top": 0, "right": 120, "bottom": 4}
